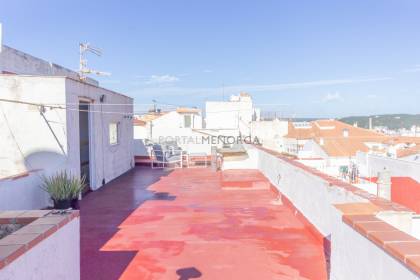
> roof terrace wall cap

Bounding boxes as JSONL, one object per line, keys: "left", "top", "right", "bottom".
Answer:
{"left": 334, "top": 202, "right": 382, "bottom": 215}
{"left": 0, "top": 210, "right": 79, "bottom": 270}
{"left": 176, "top": 107, "right": 201, "bottom": 113}
{"left": 0, "top": 74, "right": 133, "bottom": 100}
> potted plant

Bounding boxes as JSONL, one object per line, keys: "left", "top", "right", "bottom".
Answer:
{"left": 41, "top": 171, "right": 85, "bottom": 209}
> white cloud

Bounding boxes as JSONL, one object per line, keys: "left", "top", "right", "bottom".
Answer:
{"left": 322, "top": 92, "right": 342, "bottom": 102}
{"left": 127, "top": 76, "right": 392, "bottom": 98}
{"left": 222, "top": 77, "right": 391, "bottom": 92}
{"left": 146, "top": 74, "right": 180, "bottom": 84}
{"left": 367, "top": 94, "right": 377, "bottom": 99}
{"left": 203, "top": 69, "right": 213, "bottom": 73}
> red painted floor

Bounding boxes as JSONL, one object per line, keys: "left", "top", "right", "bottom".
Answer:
{"left": 80, "top": 167, "right": 328, "bottom": 280}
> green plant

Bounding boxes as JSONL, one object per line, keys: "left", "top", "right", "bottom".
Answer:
{"left": 41, "top": 171, "right": 85, "bottom": 202}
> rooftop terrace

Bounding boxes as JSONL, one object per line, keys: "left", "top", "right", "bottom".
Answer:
{"left": 80, "top": 167, "right": 328, "bottom": 279}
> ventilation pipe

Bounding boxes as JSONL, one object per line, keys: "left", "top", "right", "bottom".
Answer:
{"left": 377, "top": 169, "right": 391, "bottom": 200}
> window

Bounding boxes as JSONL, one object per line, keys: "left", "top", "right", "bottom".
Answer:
{"left": 184, "top": 115, "right": 192, "bottom": 128}
{"left": 109, "top": 122, "right": 119, "bottom": 145}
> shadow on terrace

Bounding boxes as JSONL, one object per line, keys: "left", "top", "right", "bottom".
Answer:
{"left": 80, "top": 167, "right": 173, "bottom": 280}
{"left": 80, "top": 166, "right": 328, "bottom": 280}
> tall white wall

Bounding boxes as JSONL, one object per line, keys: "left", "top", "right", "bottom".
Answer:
{"left": 250, "top": 119, "right": 288, "bottom": 144}
{"left": 65, "top": 78, "right": 134, "bottom": 190}
{"left": 0, "top": 218, "right": 80, "bottom": 280}
{"left": 0, "top": 75, "right": 133, "bottom": 209}
{"left": 206, "top": 100, "right": 254, "bottom": 135}
{"left": 0, "top": 76, "right": 68, "bottom": 177}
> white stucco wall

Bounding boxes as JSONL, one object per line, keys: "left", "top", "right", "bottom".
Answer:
{"left": 0, "top": 44, "right": 98, "bottom": 86}
{"left": 65, "top": 78, "right": 133, "bottom": 189}
{"left": 250, "top": 119, "right": 288, "bottom": 145}
{"left": 0, "top": 217, "right": 80, "bottom": 280}
{"left": 222, "top": 148, "right": 259, "bottom": 170}
{"left": 242, "top": 145, "right": 419, "bottom": 280}
{"left": 0, "top": 76, "right": 69, "bottom": 209}
{"left": 249, "top": 145, "right": 365, "bottom": 236}
{"left": 0, "top": 172, "right": 49, "bottom": 210}
{"left": 330, "top": 209, "right": 418, "bottom": 280}
{"left": 148, "top": 111, "right": 211, "bottom": 154}
{"left": 206, "top": 99, "right": 255, "bottom": 135}
{"left": 357, "top": 152, "right": 420, "bottom": 182}
{"left": 0, "top": 75, "right": 133, "bottom": 209}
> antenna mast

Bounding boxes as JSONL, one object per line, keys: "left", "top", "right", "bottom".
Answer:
{"left": 79, "top": 43, "right": 111, "bottom": 81}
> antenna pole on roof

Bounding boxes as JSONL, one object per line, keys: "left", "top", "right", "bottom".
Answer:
{"left": 152, "top": 99, "right": 157, "bottom": 113}
{"left": 79, "top": 42, "right": 111, "bottom": 81}
{"left": 222, "top": 82, "right": 225, "bottom": 101}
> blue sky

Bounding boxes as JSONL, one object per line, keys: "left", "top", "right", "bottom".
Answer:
{"left": 1, "top": 0, "right": 420, "bottom": 117}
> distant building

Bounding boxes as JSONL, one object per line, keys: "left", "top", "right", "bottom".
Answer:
{"left": 205, "top": 92, "right": 260, "bottom": 135}
{"left": 250, "top": 119, "right": 288, "bottom": 150}
{"left": 133, "top": 107, "right": 209, "bottom": 161}
{"left": 282, "top": 119, "right": 386, "bottom": 175}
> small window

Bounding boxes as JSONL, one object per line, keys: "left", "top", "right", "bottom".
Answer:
{"left": 109, "top": 122, "right": 119, "bottom": 145}
{"left": 184, "top": 115, "right": 192, "bottom": 128}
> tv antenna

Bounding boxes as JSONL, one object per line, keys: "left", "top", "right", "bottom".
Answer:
{"left": 79, "top": 43, "right": 111, "bottom": 81}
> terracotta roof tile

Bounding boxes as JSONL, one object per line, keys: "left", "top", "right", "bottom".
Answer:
{"left": 285, "top": 119, "right": 387, "bottom": 157}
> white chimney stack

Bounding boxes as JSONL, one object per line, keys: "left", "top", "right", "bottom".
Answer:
{"left": 320, "top": 137, "right": 324, "bottom": 146}
{"left": 377, "top": 169, "right": 391, "bottom": 200}
{"left": 343, "top": 128, "right": 349, "bottom": 138}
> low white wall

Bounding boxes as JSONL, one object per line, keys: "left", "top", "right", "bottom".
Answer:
{"left": 0, "top": 172, "right": 49, "bottom": 210}
{"left": 357, "top": 152, "right": 420, "bottom": 182}
{"left": 0, "top": 45, "right": 98, "bottom": 86}
{"left": 243, "top": 145, "right": 418, "bottom": 280}
{"left": 250, "top": 145, "right": 365, "bottom": 236}
{"left": 330, "top": 209, "right": 418, "bottom": 280}
{"left": 0, "top": 217, "right": 80, "bottom": 280}
{"left": 222, "top": 148, "right": 259, "bottom": 170}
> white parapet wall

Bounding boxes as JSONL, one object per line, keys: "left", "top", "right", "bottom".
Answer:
{"left": 357, "top": 151, "right": 420, "bottom": 182}
{"left": 0, "top": 172, "right": 49, "bottom": 210}
{"left": 242, "top": 145, "right": 419, "bottom": 280}
{"left": 249, "top": 145, "right": 365, "bottom": 236}
{"left": 0, "top": 217, "right": 80, "bottom": 280}
{"left": 330, "top": 209, "right": 419, "bottom": 280}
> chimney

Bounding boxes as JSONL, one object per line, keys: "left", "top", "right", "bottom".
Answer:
{"left": 319, "top": 138, "right": 324, "bottom": 146}
{"left": 377, "top": 169, "right": 391, "bottom": 200}
{"left": 343, "top": 128, "right": 349, "bottom": 138}
{"left": 369, "top": 117, "right": 373, "bottom": 130}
